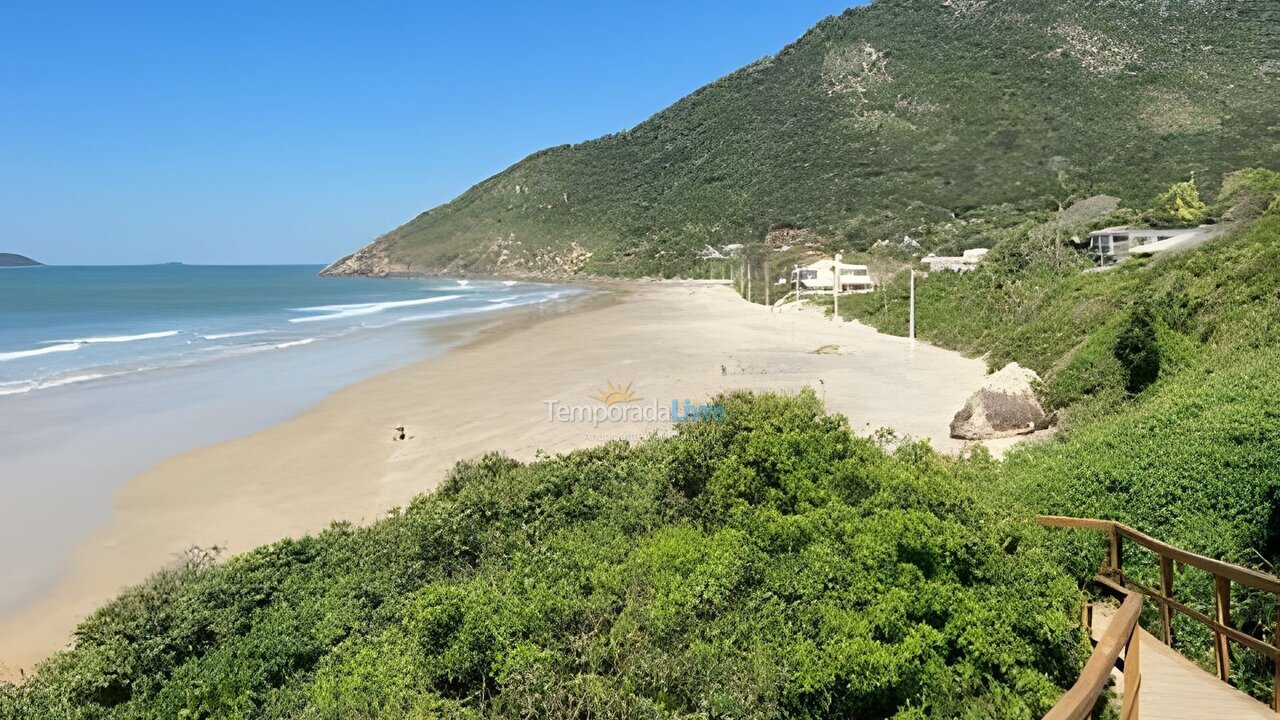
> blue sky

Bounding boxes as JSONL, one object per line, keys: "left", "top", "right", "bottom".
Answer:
{"left": 0, "top": 1, "right": 860, "bottom": 265}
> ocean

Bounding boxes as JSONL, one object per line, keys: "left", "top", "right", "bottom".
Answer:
{"left": 0, "top": 264, "right": 576, "bottom": 395}
{"left": 0, "top": 264, "right": 584, "bottom": 612}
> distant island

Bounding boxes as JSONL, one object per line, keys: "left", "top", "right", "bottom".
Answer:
{"left": 0, "top": 253, "right": 42, "bottom": 267}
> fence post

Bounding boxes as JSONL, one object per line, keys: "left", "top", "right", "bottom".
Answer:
{"left": 1160, "top": 555, "right": 1174, "bottom": 646}
{"left": 1109, "top": 526, "right": 1123, "bottom": 576}
{"left": 1274, "top": 605, "right": 1280, "bottom": 712}
{"left": 1215, "top": 574, "right": 1231, "bottom": 682}
{"left": 1123, "top": 622, "right": 1141, "bottom": 720}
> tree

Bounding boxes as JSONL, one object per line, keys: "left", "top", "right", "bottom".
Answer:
{"left": 1144, "top": 176, "right": 1208, "bottom": 226}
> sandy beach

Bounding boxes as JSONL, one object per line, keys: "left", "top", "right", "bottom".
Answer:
{"left": 0, "top": 280, "right": 1014, "bottom": 677}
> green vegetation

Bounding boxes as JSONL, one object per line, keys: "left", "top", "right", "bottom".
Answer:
{"left": 1142, "top": 178, "right": 1208, "bottom": 227}
{"left": 1216, "top": 168, "right": 1280, "bottom": 221}
{"left": 0, "top": 393, "right": 1089, "bottom": 718}
{"left": 838, "top": 177, "right": 1280, "bottom": 699}
{"left": 7, "top": 0, "right": 1280, "bottom": 712}
{"left": 330, "top": 0, "right": 1278, "bottom": 278}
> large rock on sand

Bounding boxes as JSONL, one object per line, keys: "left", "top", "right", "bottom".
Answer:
{"left": 950, "top": 363, "right": 1046, "bottom": 440}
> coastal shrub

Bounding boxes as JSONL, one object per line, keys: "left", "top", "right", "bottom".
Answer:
{"left": 998, "top": 345, "right": 1280, "bottom": 698}
{"left": 1142, "top": 178, "right": 1208, "bottom": 227}
{"left": 1215, "top": 168, "right": 1280, "bottom": 221}
{"left": 0, "top": 392, "right": 1089, "bottom": 719}
{"left": 839, "top": 193, "right": 1280, "bottom": 702}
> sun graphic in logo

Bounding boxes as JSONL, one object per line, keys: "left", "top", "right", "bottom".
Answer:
{"left": 590, "top": 381, "right": 640, "bottom": 405}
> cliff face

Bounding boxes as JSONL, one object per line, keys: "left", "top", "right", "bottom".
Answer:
{"left": 329, "top": 0, "right": 1280, "bottom": 278}
{"left": 0, "top": 253, "right": 42, "bottom": 267}
{"left": 320, "top": 247, "right": 401, "bottom": 278}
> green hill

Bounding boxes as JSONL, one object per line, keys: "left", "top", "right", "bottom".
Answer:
{"left": 325, "top": 0, "right": 1280, "bottom": 278}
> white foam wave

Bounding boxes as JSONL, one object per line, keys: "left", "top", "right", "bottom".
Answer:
{"left": 202, "top": 330, "right": 267, "bottom": 340}
{"left": 0, "top": 371, "right": 129, "bottom": 396}
{"left": 273, "top": 338, "right": 316, "bottom": 349}
{"left": 0, "top": 343, "right": 83, "bottom": 362}
{"left": 289, "top": 295, "right": 463, "bottom": 323}
{"left": 49, "top": 330, "right": 181, "bottom": 345}
{"left": 395, "top": 301, "right": 519, "bottom": 325}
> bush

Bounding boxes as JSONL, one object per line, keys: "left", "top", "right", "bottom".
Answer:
{"left": 1143, "top": 178, "right": 1208, "bottom": 227}
{"left": 0, "top": 392, "right": 1089, "bottom": 719}
{"left": 1215, "top": 168, "right": 1280, "bottom": 221}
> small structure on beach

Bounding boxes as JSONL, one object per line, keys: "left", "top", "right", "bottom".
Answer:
{"left": 790, "top": 258, "right": 874, "bottom": 293}
{"left": 1087, "top": 225, "right": 1225, "bottom": 265}
{"left": 922, "top": 247, "right": 989, "bottom": 272}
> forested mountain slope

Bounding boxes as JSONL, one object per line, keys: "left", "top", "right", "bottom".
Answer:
{"left": 326, "top": 0, "right": 1280, "bottom": 278}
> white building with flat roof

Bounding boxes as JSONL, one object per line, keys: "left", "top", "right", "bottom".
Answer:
{"left": 923, "top": 247, "right": 989, "bottom": 272}
{"left": 790, "top": 258, "right": 874, "bottom": 293}
{"left": 1087, "top": 225, "right": 1225, "bottom": 264}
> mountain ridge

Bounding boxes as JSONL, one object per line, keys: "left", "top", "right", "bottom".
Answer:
{"left": 326, "top": 0, "right": 1280, "bottom": 279}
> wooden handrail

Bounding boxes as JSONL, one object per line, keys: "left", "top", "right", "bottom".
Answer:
{"left": 1044, "top": 590, "right": 1143, "bottom": 720}
{"left": 1038, "top": 515, "right": 1280, "bottom": 594}
{"left": 1038, "top": 515, "right": 1280, "bottom": 714}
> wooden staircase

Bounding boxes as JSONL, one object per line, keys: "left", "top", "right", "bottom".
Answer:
{"left": 1038, "top": 516, "right": 1280, "bottom": 719}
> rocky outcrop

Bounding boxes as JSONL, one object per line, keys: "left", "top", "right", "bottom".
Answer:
{"left": 321, "top": 233, "right": 595, "bottom": 280}
{"left": 319, "top": 246, "right": 402, "bottom": 277}
{"left": 763, "top": 227, "right": 829, "bottom": 250}
{"left": 950, "top": 362, "right": 1046, "bottom": 440}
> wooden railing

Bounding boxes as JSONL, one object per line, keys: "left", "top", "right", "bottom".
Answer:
{"left": 1039, "top": 515, "right": 1280, "bottom": 716}
{"left": 1043, "top": 588, "right": 1143, "bottom": 720}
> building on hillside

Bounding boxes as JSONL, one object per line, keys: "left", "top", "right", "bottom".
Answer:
{"left": 1087, "top": 225, "right": 1226, "bottom": 265}
{"left": 790, "top": 258, "right": 874, "bottom": 293}
{"left": 922, "top": 247, "right": 989, "bottom": 272}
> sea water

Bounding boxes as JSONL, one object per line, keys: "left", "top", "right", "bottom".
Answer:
{"left": 0, "top": 264, "right": 583, "bottom": 612}
{"left": 0, "top": 264, "right": 574, "bottom": 394}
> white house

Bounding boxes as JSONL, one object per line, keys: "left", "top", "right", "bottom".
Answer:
{"left": 923, "top": 247, "right": 989, "bottom": 272}
{"left": 790, "top": 258, "right": 874, "bottom": 293}
{"left": 1087, "top": 225, "right": 1225, "bottom": 264}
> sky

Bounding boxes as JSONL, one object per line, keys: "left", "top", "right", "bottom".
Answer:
{"left": 0, "top": 1, "right": 861, "bottom": 266}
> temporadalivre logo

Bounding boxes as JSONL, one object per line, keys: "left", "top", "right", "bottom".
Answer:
{"left": 546, "top": 381, "right": 725, "bottom": 426}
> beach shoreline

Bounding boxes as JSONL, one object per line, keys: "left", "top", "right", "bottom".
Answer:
{"left": 0, "top": 280, "right": 1020, "bottom": 678}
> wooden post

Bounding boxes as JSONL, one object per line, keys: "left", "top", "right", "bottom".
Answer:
{"left": 746, "top": 261, "right": 752, "bottom": 303}
{"left": 1215, "top": 574, "right": 1231, "bottom": 682}
{"left": 832, "top": 253, "right": 842, "bottom": 320}
{"left": 1274, "top": 605, "right": 1280, "bottom": 712}
{"left": 793, "top": 264, "right": 799, "bottom": 304}
{"left": 1109, "top": 526, "right": 1123, "bottom": 577}
{"left": 764, "top": 263, "right": 770, "bottom": 308}
{"left": 1160, "top": 555, "right": 1174, "bottom": 646}
{"left": 1123, "top": 623, "right": 1141, "bottom": 720}
{"left": 908, "top": 270, "right": 916, "bottom": 341}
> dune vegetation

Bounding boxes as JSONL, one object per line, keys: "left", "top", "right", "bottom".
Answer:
{"left": 836, "top": 169, "right": 1280, "bottom": 699}
{"left": 1, "top": 392, "right": 1089, "bottom": 718}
